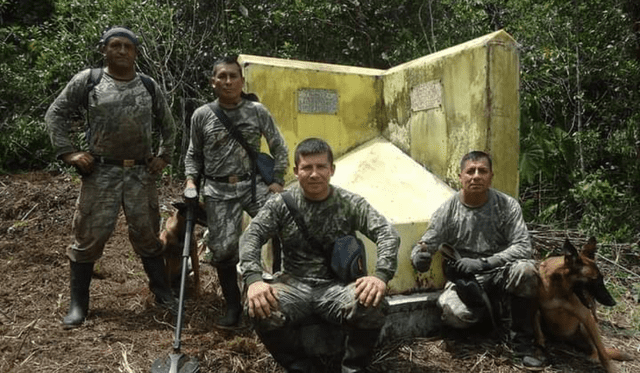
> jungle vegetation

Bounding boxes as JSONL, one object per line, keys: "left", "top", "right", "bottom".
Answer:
{"left": 1, "top": 0, "right": 639, "bottom": 244}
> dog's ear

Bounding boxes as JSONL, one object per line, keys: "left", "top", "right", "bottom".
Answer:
{"left": 581, "top": 236, "right": 598, "bottom": 260}
{"left": 563, "top": 238, "right": 580, "bottom": 266}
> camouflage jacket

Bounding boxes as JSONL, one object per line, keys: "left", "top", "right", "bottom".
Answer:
{"left": 45, "top": 68, "right": 175, "bottom": 163}
{"left": 411, "top": 188, "right": 532, "bottom": 266}
{"left": 240, "top": 184, "right": 400, "bottom": 286}
{"left": 185, "top": 98, "right": 289, "bottom": 199}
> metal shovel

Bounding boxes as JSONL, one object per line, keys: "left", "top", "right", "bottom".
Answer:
{"left": 151, "top": 188, "right": 200, "bottom": 373}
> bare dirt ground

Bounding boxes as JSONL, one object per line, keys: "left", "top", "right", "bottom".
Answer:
{"left": 1, "top": 171, "right": 639, "bottom": 373}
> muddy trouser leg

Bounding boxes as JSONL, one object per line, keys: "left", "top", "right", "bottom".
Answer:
{"left": 341, "top": 302, "right": 387, "bottom": 373}
{"left": 63, "top": 260, "right": 94, "bottom": 327}
{"left": 64, "top": 168, "right": 120, "bottom": 327}
{"left": 316, "top": 281, "right": 387, "bottom": 373}
{"left": 202, "top": 197, "right": 245, "bottom": 327}
{"left": 216, "top": 185, "right": 271, "bottom": 327}
{"left": 253, "top": 275, "right": 317, "bottom": 372}
{"left": 120, "top": 167, "right": 177, "bottom": 313}
{"left": 207, "top": 182, "right": 268, "bottom": 329}
{"left": 487, "top": 260, "right": 539, "bottom": 340}
{"left": 485, "top": 260, "right": 545, "bottom": 366}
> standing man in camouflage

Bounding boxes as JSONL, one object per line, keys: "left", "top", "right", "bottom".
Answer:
{"left": 46, "top": 26, "right": 177, "bottom": 328}
{"left": 240, "top": 138, "right": 400, "bottom": 372}
{"left": 184, "top": 55, "right": 289, "bottom": 328}
{"left": 410, "top": 150, "right": 543, "bottom": 367}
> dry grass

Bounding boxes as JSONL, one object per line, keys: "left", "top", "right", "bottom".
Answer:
{"left": 0, "top": 172, "right": 638, "bottom": 372}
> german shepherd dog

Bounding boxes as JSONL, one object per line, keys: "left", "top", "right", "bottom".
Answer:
{"left": 534, "top": 237, "right": 633, "bottom": 372}
{"left": 159, "top": 202, "right": 207, "bottom": 298}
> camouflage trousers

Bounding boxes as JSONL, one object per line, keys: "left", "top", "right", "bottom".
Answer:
{"left": 68, "top": 164, "right": 162, "bottom": 263}
{"left": 203, "top": 182, "right": 270, "bottom": 268}
{"left": 438, "top": 259, "right": 538, "bottom": 329}
{"left": 252, "top": 273, "right": 387, "bottom": 332}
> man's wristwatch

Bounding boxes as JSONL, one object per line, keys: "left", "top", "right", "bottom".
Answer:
{"left": 480, "top": 257, "right": 491, "bottom": 271}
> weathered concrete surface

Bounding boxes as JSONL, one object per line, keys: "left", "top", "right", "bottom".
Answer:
{"left": 379, "top": 292, "right": 443, "bottom": 342}
{"left": 240, "top": 29, "right": 521, "bottom": 197}
{"left": 295, "top": 292, "right": 443, "bottom": 357}
{"left": 383, "top": 30, "right": 520, "bottom": 196}
{"left": 331, "top": 137, "right": 454, "bottom": 293}
{"left": 331, "top": 137, "right": 454, "bottom": 225}
{"left": 240, "top": 30, "right": 521, "bottom": 353}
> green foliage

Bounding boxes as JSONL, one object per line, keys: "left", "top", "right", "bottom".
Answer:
{"left": 0, "top": 0, "right": 207, "bottom": 174}
{"left": 1, "top": 0, "right": 639, "bottom": 243}
{"left": 514, "top": 0, "right": 640, "bottom": 243}
{"left": 0, "top": 116, "right": 54, "bottom": 172}
{"left": 568, "top": 168, "right": 637, "bottom": 242}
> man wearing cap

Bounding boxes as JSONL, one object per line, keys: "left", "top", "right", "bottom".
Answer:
{"left": 46, "top": 26, "right": 177, "bottom": 328}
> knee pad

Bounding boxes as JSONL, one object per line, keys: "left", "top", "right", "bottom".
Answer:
{"left": 438, "top": 284, "right": 480, "bottom": 329}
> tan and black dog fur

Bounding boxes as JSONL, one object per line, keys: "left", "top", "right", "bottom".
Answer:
{"left": 159, "top": 202, "right": 207, "bottom": 298}
{"left": 534, "top": 237, "right": 632, "bottom": 372}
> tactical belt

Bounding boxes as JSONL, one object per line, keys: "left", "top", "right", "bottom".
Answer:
{"left": 95, "top": 157, "right": 146, "bottom": 167}
{"left": 204, "top": 173, "right": 251, "bottom": 184}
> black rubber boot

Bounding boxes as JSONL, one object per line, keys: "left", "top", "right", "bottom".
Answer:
{"left": 256, "top": 327, "right": 315, "bottom": 372}
{"left": 510, "top": 295, "right": 546, "bottom": 368}
{"left": 342, "top": 327, "right": 382, "bottom": 373}
{"left": 216, "top": 266, "right": 242, "bottom": 328}
{"left": 141, "top": 256, "right": 178, "bottom": 314}
{"left": 63, "top": 261, "right": 94, "bottom": 328}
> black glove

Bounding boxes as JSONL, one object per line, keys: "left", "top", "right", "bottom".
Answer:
{"left": 412, "top": 251, "right": 432, "bottom": 272}
{"left": 454, "top": 257, "right": 484, "bottom": 274}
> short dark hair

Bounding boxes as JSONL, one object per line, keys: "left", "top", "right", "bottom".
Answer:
{"left": 460, "top": 151, "right": 492, "bottom": 171}
{"left": 294, "top": 138, "right": 334, "bottom": 167}
{"left": 212, "top": 55, "right": 242, "bottom": 78}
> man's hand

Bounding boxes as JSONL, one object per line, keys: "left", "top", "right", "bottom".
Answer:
{"left": 412, "top": 251, "right": 432, "bottom": 272}
{"left": 183, "top": 179, "right": 198, "bottom": 200}
{"left": 62, "top": 151, "right": 94, "bottom": 175}
{"left": 268, "top": 183, "right": 284, "bottom": 194}
{"left": 454, "top": 258, "right": 484, "bottom": 274}
{"left": 354, "top": 275, "right": 386, "bottom": 308}
{"left": 247, "top": 281, "right": 279, "bottom": 319}
{"left": 412, "top": 241, "right": 433, "bottom": 272}
{"left": 185, "top": 179, "right": 197, "bottom": 190}
{"left": 147, "top": 157, "right": 168, "bottom": 174}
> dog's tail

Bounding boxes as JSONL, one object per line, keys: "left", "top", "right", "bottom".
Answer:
{"left": 606, "top": 347, "right": 634, "bottom": 361}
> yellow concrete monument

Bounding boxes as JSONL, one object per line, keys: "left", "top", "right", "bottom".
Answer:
{"left": 240, "top": 30, "right": 520, "bottom": 294}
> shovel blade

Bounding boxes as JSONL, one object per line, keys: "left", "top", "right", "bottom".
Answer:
{"left": 151, "top": 353, "right": 199, "bottom": 373}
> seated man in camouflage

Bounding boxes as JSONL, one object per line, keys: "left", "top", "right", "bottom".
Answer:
{"left": 239, "top": 138, "right": 400, "bottom": 373}
{"left": 411, "top": 150, "right": 543, "bottom": 367}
